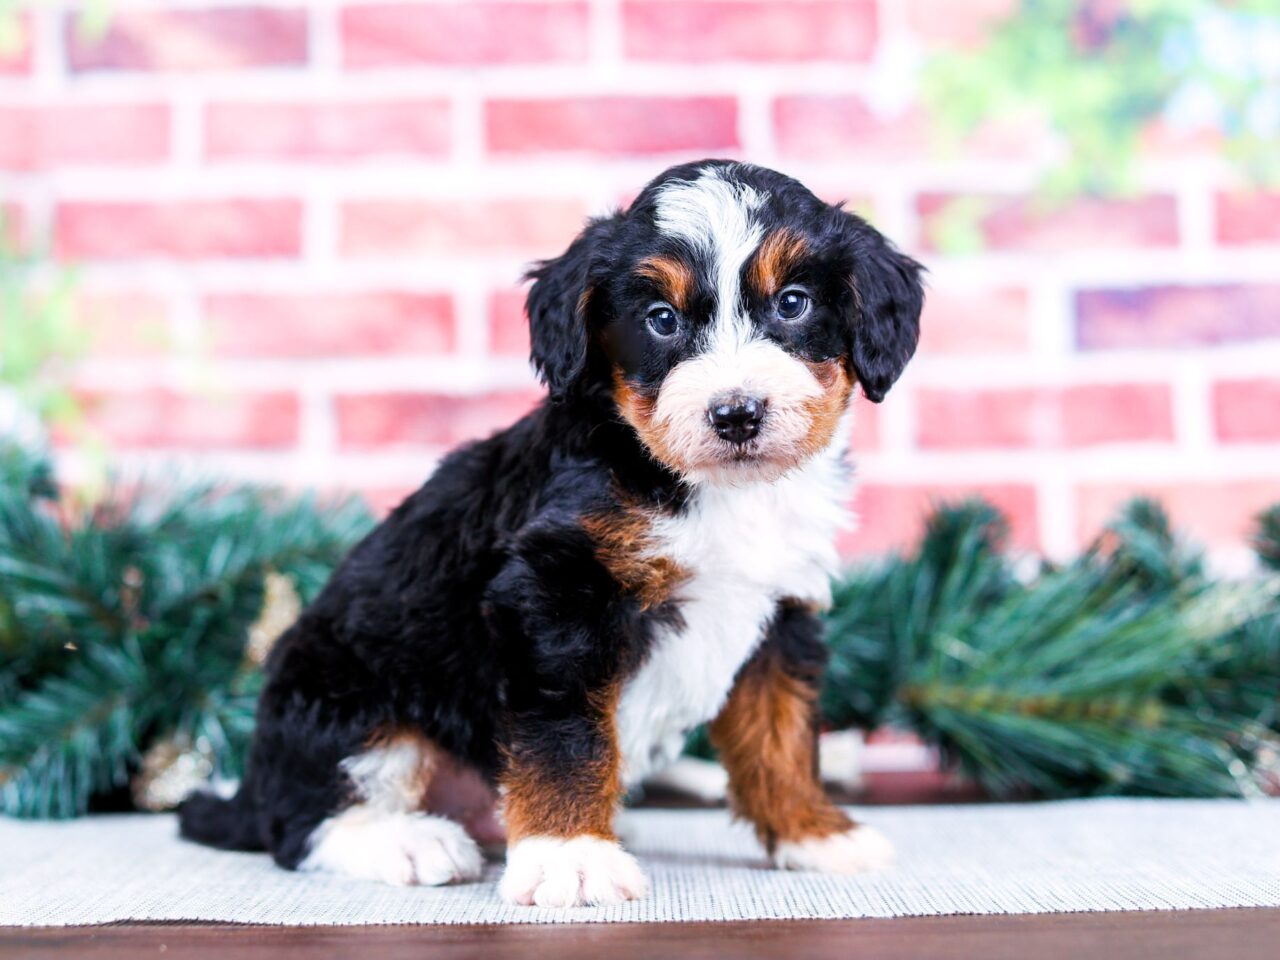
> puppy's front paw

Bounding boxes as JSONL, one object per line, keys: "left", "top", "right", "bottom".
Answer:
{"left": 301, "top": 811, "right": 484, "bottom": 887}
{"left": 499, "top": 835, "right": 648, "bottom": 907}
{"left": 773, "top": 825, "right": 894, "bottom": 875}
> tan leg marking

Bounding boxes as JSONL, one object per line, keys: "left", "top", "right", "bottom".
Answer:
{"left": 710, "top": 652, "right": 852, "bottom": 852}
{"left": 500, "top": 684, "right": 624, "bottom": 843}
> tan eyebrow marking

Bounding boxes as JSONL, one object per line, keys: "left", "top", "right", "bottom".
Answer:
{"left": 635, "top": 254, "right": 695, "bottom": 311}
{"left": 749, "top": 228, "right": 809, "bottom": 299}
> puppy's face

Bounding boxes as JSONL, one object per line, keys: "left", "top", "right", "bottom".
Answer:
{"left": 527, "top": 161, "right": 924, "bottom": 485}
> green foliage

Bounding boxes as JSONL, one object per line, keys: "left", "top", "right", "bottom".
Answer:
{"left": 0, "top": 0, "right": 115, "bottom": 439}
{"left": 923, "top": 0, "right": 1280, "bottom": 202}
{"left": 3, "top": 430, "right": 1278, "bottom": 812}
{"left": 0, "top": 439, "right": 374, "bottom": 817}
{"left": 1256, "top": 505, "right": 1280, "bottom": 572}
{"left": 0, "top": 1, "right": 111, "bottom": 52}
{"left": 821, "top": 500, "right": 1014, "bottom": 732}
{"left": 822, "top": 497, "right": 1280, "bottom": 799}
{"left": 0, "top": 249, "right": 86, "bottom": 434}
{"left": 0, "top": 9, "right": 20, "bottom": 58}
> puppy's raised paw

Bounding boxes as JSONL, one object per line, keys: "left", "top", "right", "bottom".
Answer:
{"left": 773, "top": 825, "right": 894, "bottom": 875}
{"left": 499, "top": 836, "right": 648, "bottom": 907}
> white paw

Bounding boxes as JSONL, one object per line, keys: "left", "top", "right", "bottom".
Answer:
{"left": 499, "top": 835, "right": 648, "bottom": 907}
{"left": 773, "top": 825, "right": 894, "bottom": 874}
{"left": 301, "top": 809, "right": 484, "bottom": 887}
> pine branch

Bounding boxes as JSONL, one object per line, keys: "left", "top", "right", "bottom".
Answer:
{"left": 0, "top": 436, "right": 373, "bottom": 816}
{"left": 820, "top": 499, "right": 1013, "bottom": 731}
{"left": 0, "top": 638, "right": 149, "bottom": 817}
{"left": 820, "top": 497, "right": 1280, "bottom": 799}
{"left": 0, "top": 441, "right": 56, "bottom": 502}
{"left": 895, "top": 578, "right": 1275, "bottom": 798}
{"left": 1257, "top": 505, "right": 1280, "bottom": 572}
{"left": 4, "top": 431, "right": 1278, "bottom": 813}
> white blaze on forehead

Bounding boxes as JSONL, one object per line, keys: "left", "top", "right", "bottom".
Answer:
{"left": 653, "top": 167, "right": 765, "bottom": 345}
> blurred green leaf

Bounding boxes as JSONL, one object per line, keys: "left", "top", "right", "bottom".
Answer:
{"left": 923, "top": 0, "right": 1280, "bottom": 230}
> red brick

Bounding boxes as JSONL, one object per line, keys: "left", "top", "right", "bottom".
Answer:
{"left": 77, "top": 294, "right": 172, "bottom": 356}
{"left": 1213, "top": 379, "right": 1280, "bottom": 443}
{"left": 489, "top": 288, "right": 529, "bottom": 356}
{"left": 1076, "top": 285, "right": 1280, "bottom": 350}
{"left": 842, "top": 483, "right": 1039, "bottom": 556}
{"left": 1216, "top": 191, "right": 1280, "bottom": 246}
{"left": 1076, "top": 480, "right": 1280, "bottom": 549}
{"left": 0, "top": 104, "right": 169, "bottom": 171}
{"left": 336, "top": 390, "right": 544, "bottom": 449}
{"left": 359, "top": 484, "right": 420, "bottom": 518}
{"left": 774, "top": 97, "right": 925, "bottom": 161}
{"left": 1061, "top": 384, "right": 1175, "bottom": 447}
{"left": 849, "top": 396, "right": 880, "bottom": 452}
{"left": 341, "top": 2, "right": 588, "bottom": 67}
{"left": 623, "top": 1, "right": 877, "bottom": 62}
{"left": 906, "top": 0, "right": 1017, "bottom": 47}
{"left": 341, "top": 198, "right": 586, "bottom": 257}
{"left": 66, "top": 8, "right": 308, "bottom": 72}
{"left": 203, "top": 292, "right": 455, "bottom": 357}
{"left": 917, "top": 388, "right": 1040, "bottom": 449}
{"left": 916, "top": 384, "right": 1174, "bottom": 450}
{"left": 917, "top": 287, "right": 1030, "bottom": 355}
{"left": 917, "top": 194, "right": 1179, "bottom": 252}
{"left": 55, "top": 199, "right": 303, "bottom": 260}
{"left": 776, "top": 97, "right": 1042, "bottom": 163}
{"left": 205, "top": 100, "right": 450, "bottom": 161}
{"left": 486, "top": 97, "right": 739, "bottom": 156}
{"left": 0, "top": 12, "right": 32, "bottom": 74}
{"left": 71, "top": 389, "right": 299, "bottom": 448}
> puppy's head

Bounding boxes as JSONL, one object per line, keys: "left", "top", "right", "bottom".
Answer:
{"left": 526, "top": 160, "right": 924, "bottom": 484}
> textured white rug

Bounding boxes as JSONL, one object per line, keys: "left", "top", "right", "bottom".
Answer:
{"left": 3, "top": 799, "right": 1280, "bottom": 926}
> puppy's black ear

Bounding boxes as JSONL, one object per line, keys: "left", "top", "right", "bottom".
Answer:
{"left": 837, "top": 211, "right": 925, "bottom": 403}
{"left": 525, "top": 213, "right": 620, "bottom": 401}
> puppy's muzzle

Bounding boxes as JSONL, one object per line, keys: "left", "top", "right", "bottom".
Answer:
{"left": 707, "top": 394, "right": 766, "bottom": 445}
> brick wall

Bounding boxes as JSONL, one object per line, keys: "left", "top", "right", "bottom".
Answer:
{"left": 4, "top": 0, "right": 1278, "bottom": 565}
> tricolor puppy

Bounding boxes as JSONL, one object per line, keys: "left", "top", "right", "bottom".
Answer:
{"left": 179, "top": 160, "right": 923, "bottom": 907}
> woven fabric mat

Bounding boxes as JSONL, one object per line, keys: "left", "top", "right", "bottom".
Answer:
{"left": 3, "top": 799, "right": 1280, "bottom": 926}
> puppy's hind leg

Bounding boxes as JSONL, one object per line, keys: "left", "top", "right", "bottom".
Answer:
{"left": 298, "top": 731, "right": 484, "bottom": 887}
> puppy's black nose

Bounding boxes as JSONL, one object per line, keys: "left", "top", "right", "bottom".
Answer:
{"left": 708, "top": 395, "right": 765, "bottom": 445}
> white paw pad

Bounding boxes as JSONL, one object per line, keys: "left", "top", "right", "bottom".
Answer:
{"left": 773, "top": 825, "right": 895, "bottom": 874}
{"left": 499, "top": 836, "right": 648, "bottom": 907}
{"left": 301, "top": 810, "right": 484, "bottom": 887}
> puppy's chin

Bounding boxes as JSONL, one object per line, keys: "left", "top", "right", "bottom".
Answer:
{"left": 680, "top": 446, "right": 809, "bottom": 487}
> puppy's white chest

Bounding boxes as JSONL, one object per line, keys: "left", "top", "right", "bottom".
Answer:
{"left": 615, "top": 457, "right": 850, "bottom": 785}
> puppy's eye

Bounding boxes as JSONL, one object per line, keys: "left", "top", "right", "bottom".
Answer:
{"left": 646, "top": 304, "right": 680, "bottom": 338}
{"left": 777, "top": 289, "right": 811, "bottom": 322}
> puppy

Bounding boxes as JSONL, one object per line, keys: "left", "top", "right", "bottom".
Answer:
{"left": 179, "top": 159, "right": 923, "bottom": 907}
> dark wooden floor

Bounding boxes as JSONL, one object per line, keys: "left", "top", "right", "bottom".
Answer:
{"left": 6, "top": 911, "right": 1280, "bottom": 960}
{"left": 5, "top": 773, "right": 1275, "bottom": 958}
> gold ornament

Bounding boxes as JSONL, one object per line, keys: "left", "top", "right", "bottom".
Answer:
{"left": 246, "top": 571, "right": 302, "bottom": 665}
{"left": 131, "top": 737, "right": 214, "bottom": 812}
